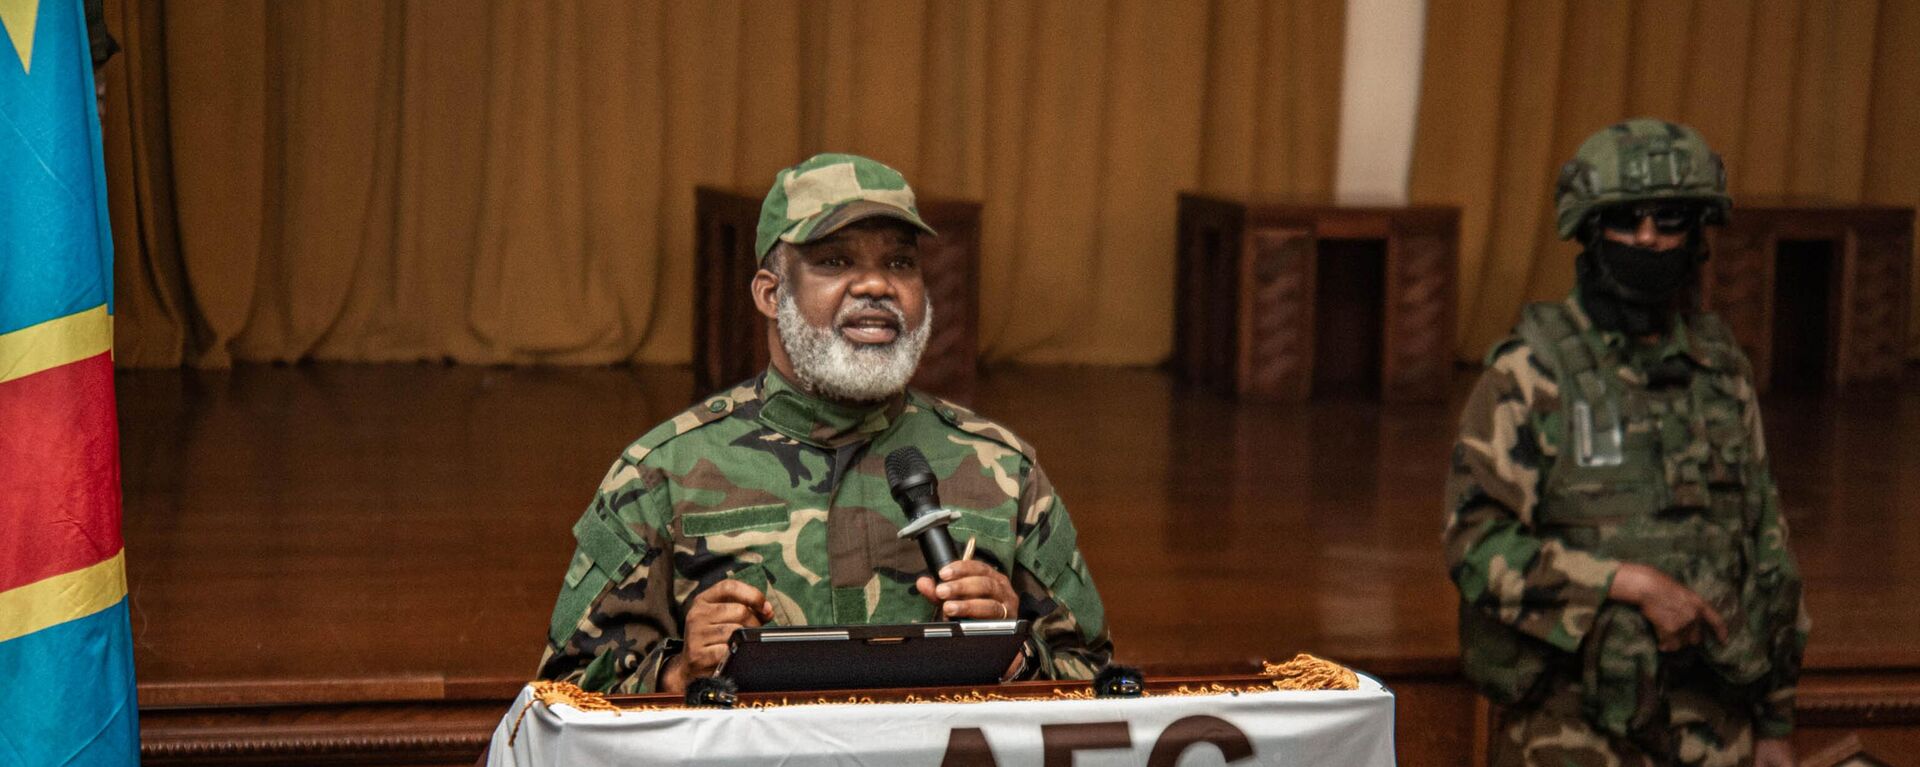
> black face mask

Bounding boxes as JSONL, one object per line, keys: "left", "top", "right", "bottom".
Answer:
{"left": 1576, "top": 238, "right": 1700, "bottom": 336}
{"left": 1589, "top": 238, "right": 1695, "bottom": 304}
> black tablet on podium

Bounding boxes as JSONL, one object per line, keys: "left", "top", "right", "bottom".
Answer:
{"left": 719, "top": 620, "right": 1029, "bottom": 692}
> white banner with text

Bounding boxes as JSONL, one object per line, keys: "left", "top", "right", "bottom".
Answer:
{"left": 486, "top": 677, "right": 1394, "bottom": 766}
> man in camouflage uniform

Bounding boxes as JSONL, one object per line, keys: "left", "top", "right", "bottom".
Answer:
{"left": 539, "top": 153, "right": 1112, "bottom": 694}
{"left": 1447, "top": 119, "right": 1809, "bottom": 767}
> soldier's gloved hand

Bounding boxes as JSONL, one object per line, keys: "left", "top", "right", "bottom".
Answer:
{"left": 1608, "top": 563, "right": 1728, "bottom": 651}
{"left": 915, "top": 560, "right": 1018, "bottom": 622}
{"left": 662, "top": 580, "right": 771, "bottom": 693}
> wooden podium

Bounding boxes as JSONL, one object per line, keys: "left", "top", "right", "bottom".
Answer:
{"left": 692, "top": 188, "right": 982, "bottom": 403}
{"left": 1174, "top": 196, "right": 1458, "bottom": 402}
{"left": 1702, "top": 202, "right": 1913, "bottom": 391}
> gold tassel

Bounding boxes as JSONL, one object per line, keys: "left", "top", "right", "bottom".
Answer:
{"left": 530, "top": 681, "right": 621, "bottom": 712}
{"left": 1260, "top": 653, "right": 1360, "bottom": 691}
{"left": 510, "top": 681, "right": 623, "bottom": 746}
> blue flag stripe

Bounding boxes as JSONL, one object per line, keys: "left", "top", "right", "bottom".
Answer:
{"left": 0, "top": 3, "right": 138, "bottom": 765}
{"left": 0, "top": 0, "right": 113, "bottom": 335}
{"left": 0, "top": 598, "right": 140, "bottom": 766}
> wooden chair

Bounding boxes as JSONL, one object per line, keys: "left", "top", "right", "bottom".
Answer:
{"left": 1174, "top": 196, "right": 1458, "bottom": 402}
{"left": 1702, "top": 202, "right": 1913, "bottom": 392}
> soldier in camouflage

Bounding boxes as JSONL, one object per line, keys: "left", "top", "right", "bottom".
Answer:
{"left": 538, "top": 153, "right": 1112, "bottom": 695}
{"left": 1447, "top": 119, "right": 1810, "bottom": 767}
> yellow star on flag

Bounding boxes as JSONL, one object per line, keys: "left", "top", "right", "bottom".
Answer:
{"left": 0, "top": 0, "right": 38, "bottom": 75}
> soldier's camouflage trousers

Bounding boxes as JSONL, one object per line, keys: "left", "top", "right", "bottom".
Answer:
{"left": 1492, "top": 679, "right": 1755, "bottom": 767}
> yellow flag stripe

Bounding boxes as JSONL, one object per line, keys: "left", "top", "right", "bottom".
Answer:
{"left": 0, "top": 550, "right": 127, "bottom": 644}
{"left": 0, "top": 0, "right": 38, "bottom": 75}
{"left": 0, "top": 304, "right": 112, "bottom": 386}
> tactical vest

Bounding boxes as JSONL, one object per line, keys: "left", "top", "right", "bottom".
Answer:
{"left": 1460, "top": 302, "right": 1786, "bottom": 729}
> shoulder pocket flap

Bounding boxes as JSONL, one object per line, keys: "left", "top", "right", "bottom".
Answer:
{"left": 1029, "top": 526, "right": 1106, "bottom": 641}
{"left": 682, "top": 503, "right": 790, "bottom": 537}
{"left": 548, "top": 565, "right": 611, "bottom": 647}
{"left": 562, "top": 549, "right": 595, "bottom": 588}
{"left": 573, "top": 508, "right": 643, "bottom": 580}
{"left": 1020, "top": 519, "right": 1080, "bottom": 587}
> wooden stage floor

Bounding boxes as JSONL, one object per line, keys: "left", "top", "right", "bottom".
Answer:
{"left": 117, "top": 364, "right": 1920, "bottom": 759}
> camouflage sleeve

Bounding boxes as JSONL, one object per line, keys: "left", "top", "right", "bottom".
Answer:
{"left": 535, "top": 457, "right": 681, "bottom": 693}
{"left": 1743, "top": 393, "right": 1810, "bottom": 738}
{"left": 1444, "top": 342, "right": 1622, "bottom": 653}
{"left": 1010, "top": 463, "right": 1112, "bottom": 680}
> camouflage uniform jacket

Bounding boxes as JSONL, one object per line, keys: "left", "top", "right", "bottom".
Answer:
{"left": 538, "top": 369, "right": 1113, "bottom": 693}
{"left": 1445, "top": 295, "right": 1809, "bottom": 741}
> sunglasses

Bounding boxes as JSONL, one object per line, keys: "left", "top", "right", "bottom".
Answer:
{"left": 1597, "top": 204, "right": 1702, "bottom": 235}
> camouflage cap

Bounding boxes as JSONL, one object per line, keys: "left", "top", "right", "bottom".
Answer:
{"left": 1554, "top": 118, "right": 1732, "bottom": 240}
{"left": 755, "top": 153, "right": 937, "bottom": 260}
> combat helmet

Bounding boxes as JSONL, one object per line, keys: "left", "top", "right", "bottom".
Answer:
{"left": 1554, "top": 118, "right": 1730, "bottom": 240}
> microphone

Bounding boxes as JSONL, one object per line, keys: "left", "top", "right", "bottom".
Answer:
{"left": 884, "top": 446, "right": 962, "bottom": 575}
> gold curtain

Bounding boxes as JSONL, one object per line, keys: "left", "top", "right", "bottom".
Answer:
{"left": 1411, "top": 0, "right": 1920, "bottom": 362}
{"left": 98, "top": 0, "right": 1344, "bottom": 368}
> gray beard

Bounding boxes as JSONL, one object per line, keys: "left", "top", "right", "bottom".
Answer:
{"left": 775, "top": 289, "right": 932, "bottom": 403}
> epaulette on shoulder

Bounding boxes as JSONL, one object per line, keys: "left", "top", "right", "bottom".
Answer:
{"left": 621, "top": 378, "right": 762, "bottom": 464}
{"left": 913, "top": 390, "right": 1038, "bottom": 463}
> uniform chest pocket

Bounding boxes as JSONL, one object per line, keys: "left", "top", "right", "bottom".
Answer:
{"left": 1546, "top": 425, "right": 1663, "bottom": 526}
{"left": 1701, "top": 384, "right": 1751, "bottom": 491}
{"left": 1697, "top": 372, "right": 1758, "bottom": 480}
{"left": 680, "top": 502, "right": 792, "bottom": 540}
{"left": 1704, "top": 421, "right": 1749, "bottom": 486}
{"left": 1698, "top": 385, "right": 1756, "bottom": 527}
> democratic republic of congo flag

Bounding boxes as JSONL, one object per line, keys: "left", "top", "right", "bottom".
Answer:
{"left": 0, "top": 0, "right": 141, "bottom": 763}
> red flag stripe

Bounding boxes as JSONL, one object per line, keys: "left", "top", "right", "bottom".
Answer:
{"left": 0, "top": 352, "right": 122, "bottom": 593}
